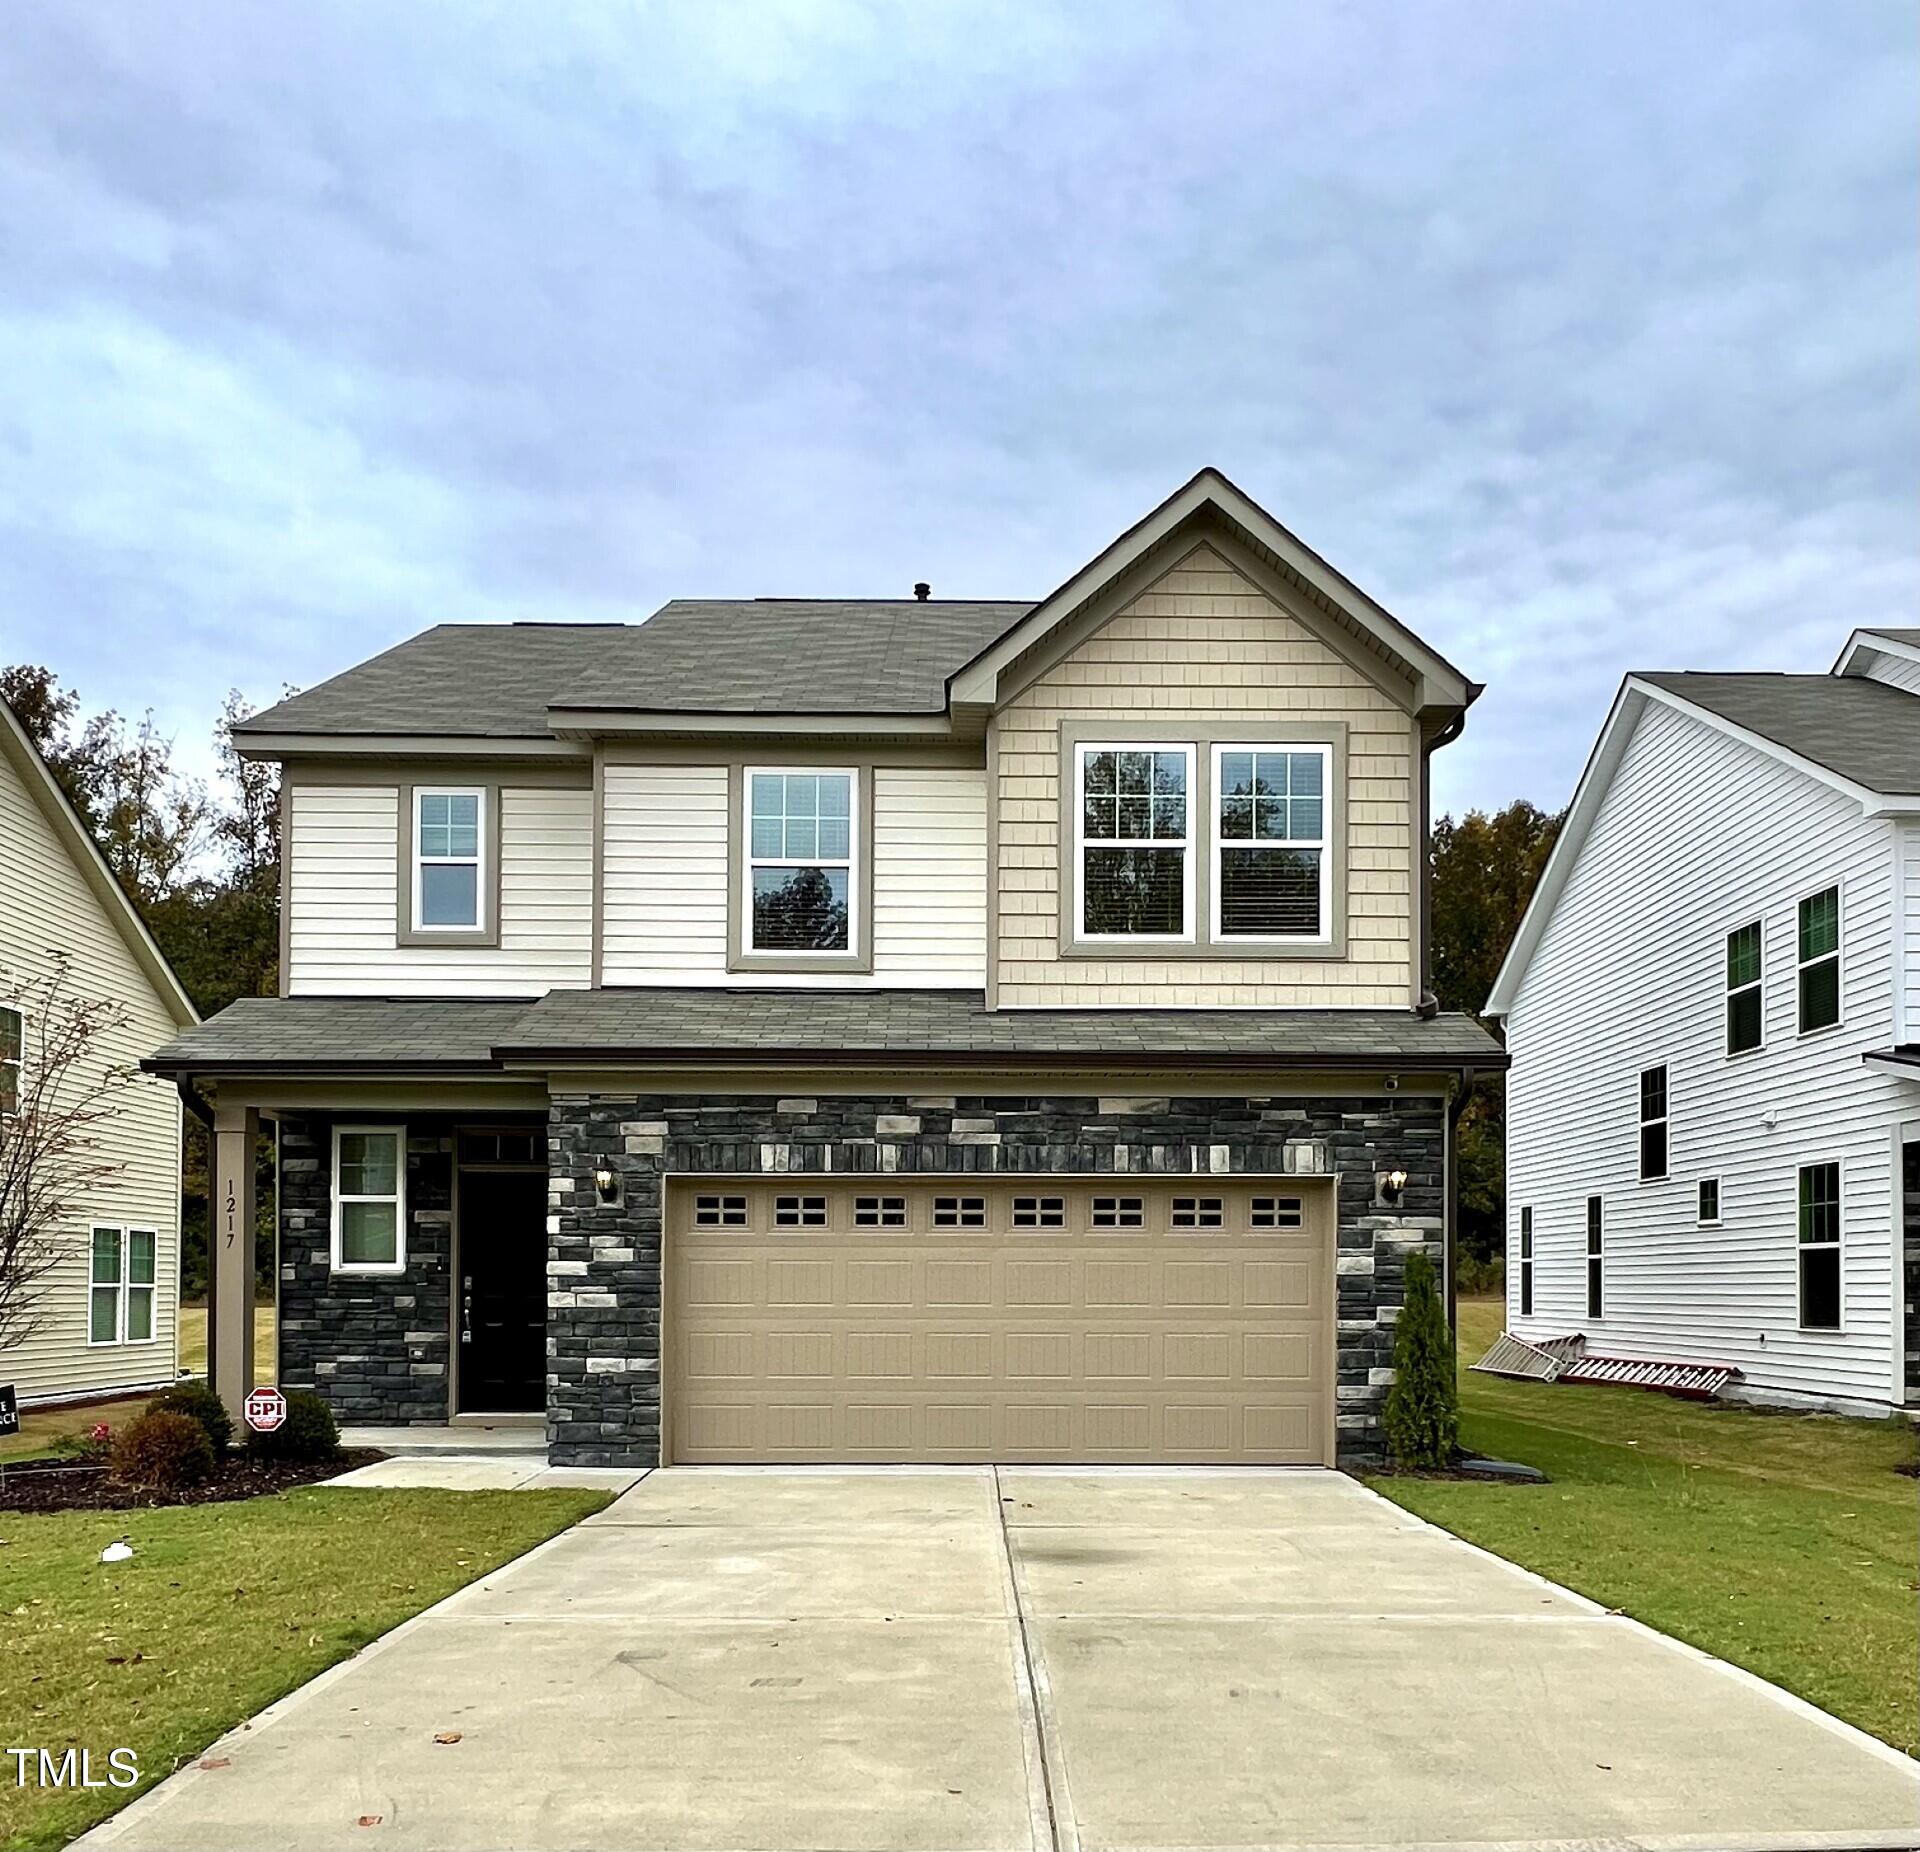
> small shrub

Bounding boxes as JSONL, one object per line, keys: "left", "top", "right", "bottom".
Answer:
{"left": 111, "top": 1410, "right": 215, "bottom": 1491}
{"left": 1383, "top": 1249, "right": 1459, "bottom": 1469}
{"left": 245, "top": 1389, "right": 341, "bottom": 1463}
{"left": 148, "top": 1382, "right": 234, "bottom": 1458}
{"left": 1454, "top": 1251, "right": 1506, "bottom": 1297}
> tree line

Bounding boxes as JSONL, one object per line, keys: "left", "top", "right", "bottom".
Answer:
{"left": 1, "top": 662, "right": 1560, "bottom": 1295}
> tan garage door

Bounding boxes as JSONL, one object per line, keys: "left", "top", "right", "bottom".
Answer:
{"left": 665, "top": 1178, "right": 1333, "bottom": 1465}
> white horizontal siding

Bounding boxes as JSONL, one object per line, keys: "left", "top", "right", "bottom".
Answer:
{"left": 0, "top": 745, "right": 183, "bottom": 1403}
{"left": 1902, "top": 819, "right": 1920, "bottom": 1047}
{"left": 1856, "top": 647, "right": 1920, "bottom": 698}
{"left": 1504, "top": 697, "right": 1911, "bottom": 1407}
{"left": 287, "top": 785, "right": 593, "bottom": 997}
{"left": 599, "top": 763, "right": 988, "bottom": 988}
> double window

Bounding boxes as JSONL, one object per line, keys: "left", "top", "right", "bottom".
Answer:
{"left": 1517, "top": 1206, "right": 1533, "bottom": 1317}
{"left": 1797, "top": 886, "right": 1840, "bottom": 1034}
{"left": 1725, "top": 922, "right": 1763, "bottom": 1054}
{"left": 1638, "top": 1065, "right": 1668, "bottom": 1181}
{"left": 1797, "top": 1161, "right": 1841, "bottom": 1330}
{"left": 90, "top": 1226, "right": 156, "bottom": 1345}
{"left": 0, "top": 1004, "right": 19, "bottom": 1116}
{"left": 1074, "top": 739, "right": 1333, "bottom": 945}
{"left": 1585, "top": 1196, "right": 1604, "bottom": 1319}
{"left": 332, "top": 1127, "right": 406, "bottom": 1273}
{"left": 409, "top": 787, "right": 487, "bottom": 935}
{"left": 745, "top": 769, "right": 857, "bottom": 956}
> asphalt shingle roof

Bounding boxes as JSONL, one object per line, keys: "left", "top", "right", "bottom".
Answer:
{"left": 146, "top": 997, "right": 531, "bottom": 1071}
{"left": 1861, "top": 628, "right": 1920, "bottom": 647}
{"left": 147, "top": 990, "right": 1505, "bottom": 1073}
{"left": 1638, "top": 671, "right": 1920, "bottom": 798}
{"left": 237, "top": 603, "right": 1033, "bottom": 739}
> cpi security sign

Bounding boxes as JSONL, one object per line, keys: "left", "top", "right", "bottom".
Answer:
{"left": 244, "top": 1387, "right": 287, "bottom": 1434}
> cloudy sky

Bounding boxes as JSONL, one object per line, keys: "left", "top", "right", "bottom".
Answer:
{"left": 2, "top": 2, "right": 1914, "bottom": 815}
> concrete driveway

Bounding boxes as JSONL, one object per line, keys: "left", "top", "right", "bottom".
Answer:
{"left": 85, "top": 1469, "right": 1920, "bottom": 1851}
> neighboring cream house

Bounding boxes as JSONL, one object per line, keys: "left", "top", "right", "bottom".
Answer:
{"left": 0, "top": 698, "right": 197, "bottom": 1406}
{"left": 150, "top": 470, "right": 1504, "bottom": 1467}
{"left": 1488, "top": 629, "right": 1920, "bottom": 1416}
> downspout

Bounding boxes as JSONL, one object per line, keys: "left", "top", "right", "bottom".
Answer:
{"left": 1443, "top": 1059, "right": 1474, "bottom": 1335}
{"left": 1415, "top": 703, "right": 1470, "bottom": 1021}
{"left": 176, "top": 1075, "right": 215, "bottom": 1127}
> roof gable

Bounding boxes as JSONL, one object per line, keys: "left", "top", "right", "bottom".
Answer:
{"left": 1487, "top": 667, "right": 1920, "bottom": 1019}
{"left": 0, "top": 700, "right": 198, "bottom": 1028}
{"left": 949, "top": 468, "right": 1475, "bottom": 716}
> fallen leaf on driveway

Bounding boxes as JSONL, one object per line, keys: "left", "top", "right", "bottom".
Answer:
{"left": 197, "top": 1757, "right": 231, "bottom": 1772}
{"left": 433, "top": 1731, "right": 463, "bottom": 1744}
{"left": 356, "top": 1816, "right": 382, "bottom": 1828}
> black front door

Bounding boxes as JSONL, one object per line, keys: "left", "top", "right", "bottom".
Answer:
{"left": 458, "top": 1168, "right": 546, "bottom": 1413}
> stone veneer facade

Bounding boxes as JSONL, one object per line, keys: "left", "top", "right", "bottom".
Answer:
{"left": 546, "top": 1092, "right": 1447, "bottom": 1468}
{"left": 277, "top": 1116, "right": 456, "bottom": 1424}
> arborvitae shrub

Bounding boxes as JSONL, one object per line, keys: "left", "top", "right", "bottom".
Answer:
{"left": 147, "top": 1381, "right": 234, "bottom": 1458}
{"left": 111, "top": 1409, "right": 216, "bottom": 1491}
{"left": 1382, "top": 1249, "right": 1459, "bottom": 1468}
{"left": 245, "top": 1389, "right": 341, "bottom": 1463}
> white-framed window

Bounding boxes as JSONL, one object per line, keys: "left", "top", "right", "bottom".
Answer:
{"left": 332, "top": 1126, "right": 406, "bottom": 1273}
{"left": 89, "top": 1225, "right": 156, "bottom": 1345}
{"left": 1211, "top": 744, "right": 1332, "bottom": 940}
{"left": 1796, "top": 884, "right": 1841, "bottom": 1034}
{"left": 1075, "top": 743, "right": 1194, "bottom": 941}
{"left": 411, "top": 787, "right": 486, "bottom": 932}
{"left": 1725, "top": 921, "right": 1763, "bottom": 1055}
{"left": 0, "top": 1003, "right": 20, "bottom": 1117}
{"left": 1797, "top": 1160, "right": 1841, "bottom": 1330}
{"left": 745, "top": 768, "right": 858, "bottom": 955}
{"left": 1585, "top": 1196, "right": 1604, "bottom": 1319}
{"left": 1517, "top": 1206, "right": 1533, "bottom": 1317}
{"left": 1697, "top": 1177, "right": 1721, "bottom": 1226}
{"left": 1638, "top": 1065, "right": 1668, "bottom": 1181}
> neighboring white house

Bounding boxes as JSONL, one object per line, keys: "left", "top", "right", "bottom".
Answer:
{"left": 1487, "top": 627, "right": 1920, "bottom": 1416}
{"left": 0, "top": 698, "right": 198, "bottom": 1407}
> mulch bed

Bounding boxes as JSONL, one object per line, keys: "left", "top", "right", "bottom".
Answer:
{"left": 0, "top": 1449, "right": 385, "bottom": 1514}
{"left": 1361, "top": 1458, "right": 1549, "bottom": 1485}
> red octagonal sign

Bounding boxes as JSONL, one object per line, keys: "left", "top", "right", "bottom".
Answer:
{"left": 244, "top": 1387, "right": 287, "bottom": 1433}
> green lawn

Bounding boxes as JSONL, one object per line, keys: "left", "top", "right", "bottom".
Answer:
{"left": 176, "top": 1302, "right": 276, "bottom": 1380}
{"left": 1371, "top": 1298, "right": 1920, "bottom": 1755}
{"left": 0, "top": 1487, "right": 608, "bottom": 1851}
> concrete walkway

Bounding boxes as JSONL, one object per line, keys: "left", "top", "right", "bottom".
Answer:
{"left": 326, "top": 1454, "right": 644, "bottom": 1492}
{"left": 81, "top": 1468, "right": 1920, "bottom": 1851}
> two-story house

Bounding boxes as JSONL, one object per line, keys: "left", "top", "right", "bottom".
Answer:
{"left": 148, "top": 471, "right": 1502, "bottom": 1467}
{"left": 1487, "top": 628, "right": 1920, "bottom": 1416}
{"left": 2, "top": 697, "right": 197, "bottom": 1408}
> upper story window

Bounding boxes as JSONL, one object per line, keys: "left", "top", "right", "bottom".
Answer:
{"left": 1213, "top": 745, "right": 1330, "bottom": 940}
{"left": 410, "top": 787, "right": 487, "bottom": 934}
{"left": 1076, "top": 745, "right": 1192, "bottom": 940}
{"left": 0, "top": 1004, "right": 20, "bottom": 1116}
{"left": 1697, "top": 1177, "right": 1721, "bottom": 1226}
{"left": 90, "top": 1226, "right": 156, "bottom": 1345}
{"left": 1796, "top": 885, "right": 1840, "bottom": 1034}
{"left": 1725, "top": 922, "right": 1762, "bottom": 1055}
{"left": 332, "top": 1126, "right": 406, "bottom": 1273}
{"left": 1638, "top": 1065, "right": 1668, "bottom": 1181}
{"left": 746, "top": 769, "right": 857, "bottom": 955}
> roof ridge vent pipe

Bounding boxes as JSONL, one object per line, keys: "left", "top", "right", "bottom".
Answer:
{"left": 913, "top": 581, "right": 930, "bottom": 600}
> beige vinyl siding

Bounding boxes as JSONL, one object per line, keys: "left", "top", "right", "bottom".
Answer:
{"left": 993, "top": 545, "right": 1417, "bottom": 1007}
{"left": 0, "top": 746, "right": 183, "bottom": 1404}
{"left": 287, "top": 784, "right": 593, "bottom": 996}
{"left": 601, "top": 763, "right": 731, "bottom": 982}
{"left": 1504, "top": 698, "right": 1907, "bottom": 1407}
{"left": 599, "top": 761, "right": 988, "bottom": 988}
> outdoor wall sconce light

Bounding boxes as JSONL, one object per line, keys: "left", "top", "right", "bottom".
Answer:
{"left": 593, "top": 1166, "right": 622, "bottom": 1208}
{"left": 1379, "top": 1168, "right": 1409, "bottom": 1205}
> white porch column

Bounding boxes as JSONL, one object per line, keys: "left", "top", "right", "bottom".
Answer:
{"left": 210, "top": 1100, "right": 259, "bottom": 1421}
